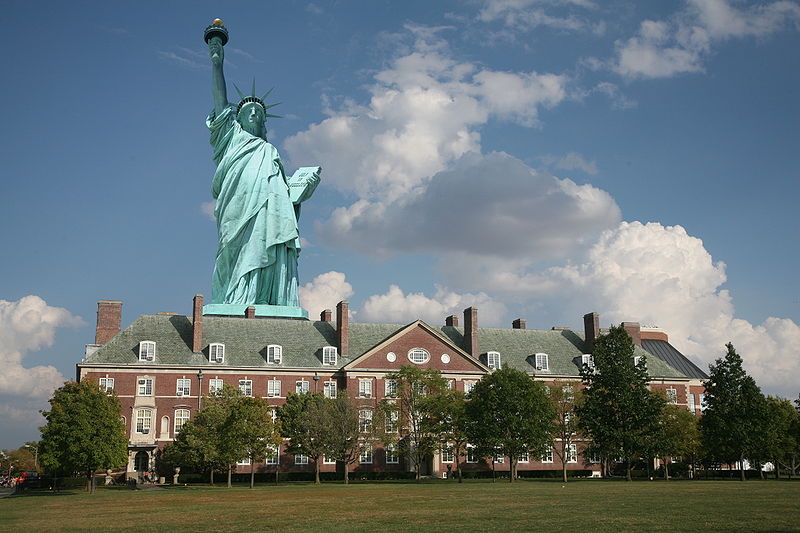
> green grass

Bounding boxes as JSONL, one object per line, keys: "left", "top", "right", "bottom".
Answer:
{"left": 2, "top": 479, "right": 799, "bottom": 532}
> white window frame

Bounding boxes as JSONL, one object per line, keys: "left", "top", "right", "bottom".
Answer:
{"left": 267, "top": 344, "right": 283, "bottom": 364}
{"left": 237, "top": 457, "right": 251, "bottom": 466}
{"left": 698, "top": 393, "right": 706, "bottom": 412}
{"left": 360, "top": 446, "right": 373, "bottom": 464}
{"left": 562, "top": 385, "right": 574, "bottom": 402}
{"left": 493, "top": 450, "right": 505, "bottom": 464}
{"left": 295, "top": 454, "right": 309, "bottom": 465}
{"left": 239, "top": 379, "right": 253, "bottom": 397}
{"left": 359, "top": 409, "right": 373, "bottom": 433}
{"left": 266, "top": 445, "right": 279, "bottom": 465}
{"left": 138, "top": 341, "right": 156, "bottom": 362}
{"left": 688, "top": 393, "right": 696, "bottom": 412}
{"left": 386, "top": 444, "right": 399, "bottom": 464}
{"left": 209, "top": 343, "right": 225, "bottom": 363}
{"left": 322, "top": 346, "right": 338, "bottom": 366}
{"left": 295, "top": 380, "right": 309, "bottom": 395}
{"left": 209, "top": 378, "right": 224, "bottom": 395}
{"left": 408, "top": 348, "right": 430, "bottom": 364}
{"left": 99, "top": 377, "right": 114, "bottom": 393}
{"left": 535, "top": 353, "right": 549, "bottom": 371}
{"left": 441, "top": 446, "right": 454, "bottom": 463}
{"left": 267, "top": 379, "right": 281, "bottom": 398}
{"left": 633, "top": 355, "right": 646, "bottom": 369}
{"left": 323, "top": 380, "right": 337, "bottom": 399}
{"left": 176, "top": 378, "right": 191, "bottom": 397}
{"left": 384, "top": 379, "right": 398, "bottom": 398}
{"left": 466, "top": 444, "right": 478, "bottom": 463}
{"left": 568, "top": 444, "right": 578, "bottom": 463}
{"left": 135, "top": 408, "right": 152, "bottom": 434}
{"left": 666, "top": 388, "right": 678, "bottom": 404}
{"left": 486, "top": 351, "right": 501, "bottom": 370}
{"left": 542, "top": 445, "right": 554, "bottom": 463}
{"left": 519, "top": 451, "right": 529, "bottom": 463}
{"left": 174, "top": 409, "right": 190, "bottom": 434}
{"left": 463, "top": 380, "right": 477, "bottom": 394}
{"left": 358, "top": 379, "right": 373, "bottom": 398}
{"left": 581, "top": 353, "right": 594, "bottom": 369}
{"left": 137, "top": 377, "right": 153, "bottom": 396}
{"left": 386, "top": 410, "right": 398, "bottom": 433}
{"left": 323, "top": 455, "right": 336, "bottom": 465}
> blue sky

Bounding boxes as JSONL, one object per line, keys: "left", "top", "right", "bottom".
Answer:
{"left": 1, "top": 0, "right": 798, "bottom": 447}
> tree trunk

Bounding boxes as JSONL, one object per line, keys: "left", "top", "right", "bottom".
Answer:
{"left": 343, "top": 463, "right": 349, "bottom": 485}
{"left": 626, "top": 459, "right": 632, "bottom": 482}
{"left": 774, "top": 459, "right": 780, "bottom": 480}
{"left": 210, "top": 468, "right": 215, "bottom": 485}
{"left": 664, "top": 457, "right": 669, "bottom": 480}
{"left": 457, "top": 462, "right": 463, "bottom": 484}
{"left": 315, "top": 456, "right": 321, "bottom": 485}
{"left": 491, "top": 458, "right": 496, "bottom": 483}
{"left": 250, "top": 460, "right": 255, "bottom": 489}
{"left": 509, "top": 458, "right": 515, "bottom": 483}
{"left": 227, "top": 464, "right": 232, "bottom": 488}
{"left": 275, "top": 464, "right": 279, "bottom": 485}
{"left": 645, "top": 457, "right": 651, "bottom": 480}
{"left": 562, "top": 459, "right": 568, "bottom": 483}
{"left": 740, "top": 456, "right": 746, "bottom": 481}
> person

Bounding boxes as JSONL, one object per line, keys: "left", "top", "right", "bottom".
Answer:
{"left": 206, "top": 36, "right": 319, "bottom": 307}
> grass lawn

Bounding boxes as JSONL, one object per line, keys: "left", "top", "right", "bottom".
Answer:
{"left": 2, "top": 479, "right": 799, "bottom": 532}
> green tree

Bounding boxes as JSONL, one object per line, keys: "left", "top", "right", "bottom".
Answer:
{"left": 549, "top": 381, "right": 584, "bottom": 483}
{"left": 325, "top": 394, "right": 383, "bottom": 484}
{"left": 39, "top": 380, "right": 128, "bottom": 493}
{"left": 759, "top": 396, "right": 798, "bottom": 479}
{"left": 576, "top": 325, "right": 665, "bottom": 481}
{"left": 233, "top": 394, "right": 280, "bottom": 488}
{"left": 466, "top": 367, "right": 555, "bottom": 482}
{"left": 164, "top": 393, "right": 227, "bottom": 484}
{"left": 278, "top": 392, "right": 332, "bottom": 485}
{"left": 699, "top": 343, "right": 768, "bottom": 481}
{"left": 428, "top": 389, "right": 470, "bottom": 482}
{"left": 385, "top": 366, "right": 449, "bottom": 481}
{"left": 654, "top": 404, "right": 700, "bottom": 479}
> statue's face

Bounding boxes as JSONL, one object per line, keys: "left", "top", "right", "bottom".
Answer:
{"left": 238, "top": 103, "right": 265, "bottom": 138}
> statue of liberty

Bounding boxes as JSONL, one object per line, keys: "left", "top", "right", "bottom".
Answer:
{"left": 204, "top": 20, "right": 320, "bottom": 310}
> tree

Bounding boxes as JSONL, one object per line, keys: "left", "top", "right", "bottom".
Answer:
{"left": 165, "top": 393, "right": 227, "bottom": 485}
{"left": 466, "top": 367, "right": 555, "bottom": 483}
{"left": 759, "top": 396, "right": 798, "bottom": 479}
{"left": 549, "top": 381, "right": 584, "bottom": 483}
{"left": 699, "top": 343, "right": 768, "bottom": 481}
{"left": 428, "top": 389, "right": 470, "bottom": 482}
{"left": 325, "top": 394, "right": 383, "bottom": 484}
{"left": 233, "top": 394, "right": 281, "bottom": 488}
{"left": 278, "top": 392, "right": 332, "bottom": 485}
{"left": 385, "top": 366, "right": 449, "bottom": 480}
{"left": 39, "top": 380, "right": 128, "bottom": 493}
{"left": 654, "top": 404, "right": 700, "bottom": 480}
{"left": 576, "top": 325, "right": 665, "bottom": 481}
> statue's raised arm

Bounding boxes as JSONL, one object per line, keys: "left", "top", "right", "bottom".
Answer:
{"left": 205, "top": 20, "right": 229, "bottom": 116}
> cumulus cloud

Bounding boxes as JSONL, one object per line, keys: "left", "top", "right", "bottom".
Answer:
{"left": 543, "top": 221, "right": 800, "bottom": 396}
{"left": 360, "top": 285, "right": 508, "bottom": 327}
{"left": 0, "top": 296, "right": 83, "bottom": 399}
{"left": 299, "top": 271, "right": 354, "bottom": 319}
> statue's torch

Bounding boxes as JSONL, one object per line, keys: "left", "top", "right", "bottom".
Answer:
{"left": 204, "top": 18, "right": 229, "bottom": 61}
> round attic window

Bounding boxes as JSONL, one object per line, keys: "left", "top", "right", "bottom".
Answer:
{"left": 441, "top": 354, "right": 451, "bottom": 364}
{"left": 408, "top": 348, "right": 430, "bottom": 364}
{"left": 386, "top": 352, "right": 397, "bottom": 362}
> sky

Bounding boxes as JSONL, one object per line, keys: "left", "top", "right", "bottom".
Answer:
{"left": 1, "top": 0, "right": 798, "bottom": 448}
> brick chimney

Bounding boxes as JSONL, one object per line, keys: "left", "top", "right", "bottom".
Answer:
{"left": 622, "top": 321, "right": 642, "bottom": 346}
{"left": 463, "top": 306, "right": 479, "bottom": 357}
{"left": 445, "top": 315, "right": 459, "bottom": 327}
{"left": 320, "top": 309, "right": 332, "bottom": 322}
{"left": 583, "top": 312, "right": 599, "bottom": 353}
{"left": 336, "top": 300, "right": 349, "bottom": 356}
{"left": 95, "top": 300, "right": 122, "bottom": 345}
{"left": 512, "top": 318, "right": 526, "bottom": 330}
{"left": 192, "top": 294, "right": 203, "bottom": 352}
{"left": 245, "top": 306, "right": 256, "bottom": 319}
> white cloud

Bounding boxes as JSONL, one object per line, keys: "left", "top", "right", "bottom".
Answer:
{"left": 478, "top": 0, "right": 598, "bottom": 32}
{"left": 359, "top": 285, "right": 508, "bottom": 327}
{"left": 201, "top": 201, "right": 216, "bottom": 221}
{"left": 0, "top": 296, "right": 83, "bottom": 399}
{"left": 299, "top": 271, "right": 354, "bottom": 319}
{"left": 554, "top": 151, "right": 598, "bottom": 174}
{"left": 543, "top": 221, "right": 800, "bottom": 397}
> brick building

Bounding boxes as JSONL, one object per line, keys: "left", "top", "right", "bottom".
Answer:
{"left": 77, "top": 296, "right": 707, "bottom": 480}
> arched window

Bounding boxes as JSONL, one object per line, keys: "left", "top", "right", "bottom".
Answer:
{"left": 408, "top": 348, "right": 430, "bottom": 364}
{"left": 160, "top": 416, "right": 170, "bottom": 439}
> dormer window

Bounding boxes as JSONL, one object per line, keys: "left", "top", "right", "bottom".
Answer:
{"left": 633, "top": 355, "right": 646, "bottom": 369}
{"left": 486, "top": 351, "right": 501, "bottom": 370}
{"left": 209, "top": 343, "right": 225, "bottom": 363}
{"left": 267, "top": 345, "right": 282, "bottom": 364}
{"left": 323, "top": 346, "right": 338, "bottom": 366}
{"left": 139, "top": 341, "right": 156, "bottom": 362}
{"left": 581, "top": 354, "right": 594, "bottom": 369}
{"left": 535, "top": 353, "right": 549, "bottom": 371}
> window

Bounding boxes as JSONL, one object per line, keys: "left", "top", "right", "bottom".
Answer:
{"left": 360, "top": 447, "right": 373, "bottom": 464}
{"left": 237, "top": 457, "right": 251, "bottom": 466}
{"left": 267, "top": 345, "right": 282, "bottom": 364}
{"left": 519, "top": 451, "right": 529, "bottom": 463}
{"left": 323, "top": 380, "right": 337, "bottom": 399}
{"left": 295, "top": 454, "right": 309, "bottom": 465}
{"left": 408, "top": 348, "right": 430, "bottom": 364}
{"left": 386, "top": 444, "right": 399, "bottom": 464}
{"left": 562, "top": 385, "right": 574, "bottom": 402}
{"left": 487, "top": 351, "right": 501, "bottom": 370}
{"left": 446, "top": 379, "right": 454, "bottom": 390}
{"left": 463, "top": 380, "right": 477, "bottom": 394}
{"left": 176, "top": 378, "right": 191, "bottom": 397}
{"left": 384, "top": 379, "right": 398, "bottom": 398}
{"left": 633, "top": 355, "right": 646, "bottom": 369}
{"left": 266, "top": 445, "right": 279, "bottom": 465}
{"left": 358, "top": 379, "right": 372, "bottom": 398}
{"left": 135, "top": 409, "right": 152, "bottom": 434}
{"left": 359, "top": 409, "right": 373, "bottom": 433}
{"left": 323, "top": 455, "right": 336, "bottom": 465}
{"left": 666, "top": 388, "right": 678, "bottom": 404}
{"left": 296, "top": 380, "right": 309, "bottom": 395}
{"left": 535, "top": 353, "right": 549, "bottom": 371}
{"left": 137, "top": 377, "right": 153, "bottom": 396}
{"left": 542, "top": 446, "right": 553, "bottom": 463}
{"left": 698, "top": 394, "right": 706, "bottom": 412}
{"left": 688, "top": 393, "right": 696, "bottom": 412}
{"left": 99, "top": 377, "right": 114, "bottom": 393}
{"left": 581, "top": 354, "right": 594, "bottom": 369}
{"left": 270, "top": 408, "right": 277, "bottom": 423}
{"left": 209, "top": 343, "right": 225, "bottom": 363}
{"left": 568, "top": 444, "right": 578, "bottom": 463}
{"left": 209, "top": 378, "right": 224, "bottom": 395}
{"left": 174, "top": 409, "right": 190, "bottom": 434}
{"left": 466, "top": 445, "right": 478, "bottom": 463}
{"left": 138, "top": 341, "right": 156, "bottom": 362}
{"left": 239, "top": 379, "right": 253, "bottom": 397}
{"left": 441, "top": 446, "right": 454, "bottom": 463}
{"left": 493, "top": 450, "right": 504, "bottom": 464}
{"left": 412, "top": 382, "right": 426, "bottom": 395}
{"left": 268, "top": 379, "right": 281, "bottom": 398}
{"left": 322, "top": 346, "right": 338, "bottom": 366}
{"left": 386, "top": 411, "right": 399, "bottom": 433}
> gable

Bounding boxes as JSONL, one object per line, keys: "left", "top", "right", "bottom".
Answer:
{"left": 346, "top": 321, "right": 487, "bottom": 373}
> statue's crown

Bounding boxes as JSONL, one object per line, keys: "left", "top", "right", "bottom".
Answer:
{"left": 234, "top": 81, "right": 281, "bottom": 119}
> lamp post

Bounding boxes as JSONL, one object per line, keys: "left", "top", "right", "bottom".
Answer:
{"left": 313, "top": 372, "right": 319, "bottom": 393}
{"left": 24, "top": 444, "right": 38, "bottom": 470}
{"left": 197, "top": 369, "right": 204, "bottom": 410}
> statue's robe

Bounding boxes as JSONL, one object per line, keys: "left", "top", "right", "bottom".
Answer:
{"left": 207, "top": 106, "right": 316, "bottom": 306}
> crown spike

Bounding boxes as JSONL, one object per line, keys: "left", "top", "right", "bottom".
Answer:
{"left": 260, "top": 87, "right": 274, "bottom": 101}
{"left": 251, "top": 78, "right": 257, "bottom": 97}
{"left": 232, "top": 82, "right": 246, "bottom": 101}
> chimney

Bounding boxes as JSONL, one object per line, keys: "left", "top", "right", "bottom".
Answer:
{"left": 245, "top": 306, "right": 256, "bottom": 319}
{"left": 192, "top": 294, "right": 203, "bottom": 352}
{"left": 336, "top": 300, "right": 349, "bottom": 356}
{"left": 463, "top": 306, "right": 479, "bottom": 357}
{"left": 95, "top": 300, "right": 122, "bottom": 345}
{"left": 320, "top": 309, "right": 332, "bottom": 322}
{"left": 445, "top": 315, "right": 459, "bottom": 327}
{"left": 583, "top": 312, "right": 599, "bottom": 353}
{"left": 512, "top": 318, "right": 526, "bottom": 330}
{"left": 622, "top": 321, "right": 642, "bottom": 347}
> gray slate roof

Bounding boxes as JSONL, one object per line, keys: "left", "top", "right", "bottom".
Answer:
{"left": 82, "top": 314, "right": 689, "bottom": 379}
{"left": 642, "top": 339, "right": 708, "bottom": 379}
